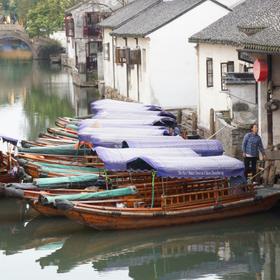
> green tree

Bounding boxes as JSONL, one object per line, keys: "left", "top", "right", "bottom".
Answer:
{"left": 14, "top": 0, "right": 40, "bottom": 25}
{"left": 1, "top": 0, "right": 10, "bottom": 11}
{"left": 26, "top": 0, "right": 81, "bottom": 38}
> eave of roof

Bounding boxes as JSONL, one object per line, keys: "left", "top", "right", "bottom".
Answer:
{"left": 99, "top": 0, "right": 161, "bottom": 29}
{"left": 189, "top": 0, "right": 280, "bottom": 53}
{"left": 111, "top": 0, "right": 231, "bottom": 38}
{"left": 189, "top": 39, "right": 280, "bottom": 55}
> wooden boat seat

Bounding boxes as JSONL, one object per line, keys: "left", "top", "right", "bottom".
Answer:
{"left": 161, "top": 184, "right": 255, "bottom": 210}
{"left": 75, "top": 197, "right": 148, "bottom": 208}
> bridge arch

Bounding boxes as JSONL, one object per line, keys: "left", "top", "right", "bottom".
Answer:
{"left": 0, "top": 24, "right": 37, "bottom": 58}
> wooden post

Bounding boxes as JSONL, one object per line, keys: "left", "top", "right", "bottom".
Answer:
{"left": 263, "top": 161, "right": 269, "bottom": 185}
{"left": 268, "top": 163, "right": 276, "bottom": 185}
{"left": 177, "top": 110, "right": 182, "bottom": 125}
{"left": 267, "top": 55, "right": 273, "bottom": 148}
{"left": 192, "top": 112, "right": 197, "bottom": 134}
{"left": 98, "top": 81, "right": 105, "bottom": 99}
{"left": 210, "top": 108, "right": 215, "bottom": 137}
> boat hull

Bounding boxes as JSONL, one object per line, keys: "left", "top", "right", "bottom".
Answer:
{"left": 65, "top": 192, "right": 280, "bottom": 230}
{"left": 0, "top": 174, "right": 20, "bottom": 183}
{"left": 29, "top": 200, "right": 65, "bottom": 217}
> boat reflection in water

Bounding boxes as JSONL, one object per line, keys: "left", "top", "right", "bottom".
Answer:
{"left": 1, "top": 195, "right": 280, "bottom": 279}
{"left": 0, "top": 200, "right": 83, "bottom": 256}
{"left": 7, "top": 209, "right": 278, "bottom": 279}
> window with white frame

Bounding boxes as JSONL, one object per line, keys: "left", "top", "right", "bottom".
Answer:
{"left": 142, "top": 48, "right": 146, "bottom": 73}
{"left": 221, "top": 61, "right": 234, "bottom": 91}
{"left": 103, "top": 43, "right": 110, "bottom": 60}
{"left": 206, "top": 58, "right": 213, "bottom": 87}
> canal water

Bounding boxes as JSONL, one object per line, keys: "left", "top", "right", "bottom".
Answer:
{"left": 1, "top": 60, "right": 280, "bottom": 280}
{"left": 1, "top": 199, "right": 280, "bottom": 280}
{"left": 0, "top": 60, "right": 99, "bottom": 140}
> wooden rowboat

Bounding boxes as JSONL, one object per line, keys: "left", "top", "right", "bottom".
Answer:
{"left": 61, "top": 185, "right": 280, "bottom": 230}
{"left": 17, "top": 153, "right": 103, "bottom": 167}
{"left": 23, "top": 178, "right": 228, "bottom": 217}
{"left": 27, "top": 187, "right": 139, "bottom": 217}
{"left": 0, "top": 151, "right": 21, "bottom": 183}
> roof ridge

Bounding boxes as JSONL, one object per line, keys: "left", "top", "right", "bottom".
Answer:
{"left": 111, "top": 0, "right": 230, "bottom": 37}
{"left": 99, "top": 0, "right": 162, "bottom": 29}
{"left": 189, "top": 0, "right": 280, "bottom": 51}
{"left": 114, "top": 0, "right": 162, "bottom": 29}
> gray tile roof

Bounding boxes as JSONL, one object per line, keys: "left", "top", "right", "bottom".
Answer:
{"left": 111, "top": 0, "right": 225, "bottom": 37}
{"left": 66, "top": 0, "right": 123, "bottom": 14}
{"left": 189, "top": 0, "right": 280, "bottom": 52}
{"left": 99, "top": 0, "right": 160, "bottom": 28}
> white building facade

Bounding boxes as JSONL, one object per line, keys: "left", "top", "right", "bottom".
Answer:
{"left": 64, "top": 0, "right": 121, "bottom": 86}
{"left": 195, "top": 43, "right": 252, "bottom": 129}
{"left": 190, "top": 0, "right": 280, "bottom": 149}
{"left": 100, "top": 0, "right": 231, "bottom": 108}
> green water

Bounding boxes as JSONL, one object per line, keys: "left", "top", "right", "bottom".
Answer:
{"left": 1, "top": 200, "right": 280, "bottom": 280}
{"left": 1, "top": 61, "right": 280, "bottom": 280}
{"left": 0, "top": 60, "right": 99, "bottom": 140}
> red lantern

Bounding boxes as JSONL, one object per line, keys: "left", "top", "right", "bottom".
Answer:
{"left": 253, "top": 59, "right": 268, "bottom": 82}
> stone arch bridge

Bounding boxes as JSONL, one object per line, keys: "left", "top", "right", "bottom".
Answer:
{"left": 0, "top": 24, "right": 56, "bottom": 59}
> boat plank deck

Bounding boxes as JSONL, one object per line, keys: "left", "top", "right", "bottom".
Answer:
{"left": 257, "top": 185, "right": 280, "bottom": 197}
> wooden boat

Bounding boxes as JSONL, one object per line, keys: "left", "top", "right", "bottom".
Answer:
{"left": 55, "top": 117, "right": 76, "bottom": 128}
{"left": 38, "top": 132, "right": 77, "bottom": 143}
{"left": 18, "top": 144, "right": 92, "bottom": 156}
{"left": 61, "top": 184, "right": 280, "bottom": 230}
{"left": 47, "top": 128, "right": 78, "bottom": 139}
{"left": 17, "top": 153, "right": 103, "bottom": 167}
{"left": 27, "top": 187, "right": 139, "bottom": 217}
{"left": 22, "top": 177, "right": 226, "bottom": 216}
{"left": 0, "top": 151, "right": 21, "bottom": 183}
{"left": 4, "top": 170, "right": 170, "bottom": 199}
{"left": 19, "top": 160, "right": 103, "bottom": 178}
{"left": 21, "top": 138, "right": 77, "bottom": 148}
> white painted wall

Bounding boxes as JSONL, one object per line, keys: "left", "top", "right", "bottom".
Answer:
{"left": 138, "top": 38, "right": 151, "bottom": 103}
{"left": 145, "top": 0, "right": 229, "bottom": 108}
{"left": 126, "top": 37, "right": 138, "bottom": 101}
{"left": 107, "top": 35, "right": 151, "bottom": 102}
{"left": 108, "top": 0, "right": 229, "bottom": 107}
{"left": 258, "top": 55, "right": 280, "bottom": 147}
{"left": 114, "top": 37, "right": 128, "bottom": 97}
{"left": 103, "top": 28, "right": 114, "bottom": 87}
{"left": 197, "top": 43, "right": 248, "bottom": 129}
{"left": 66, "top": 37, "right": 75, "bottom": 67}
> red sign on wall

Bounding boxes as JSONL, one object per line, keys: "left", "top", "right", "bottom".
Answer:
{"left": 253, "top": 59, "right": 268, "bottom": 82}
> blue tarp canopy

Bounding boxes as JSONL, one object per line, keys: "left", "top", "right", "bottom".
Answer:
{"left": 127, "top": 155, "right": 244, "bottom": 179}
{"left": 79, "top": 130, "right": 166, "bottom": 144}
{"left": 90, "top": 100, "right": 175, "bottom": 119}
{"left": 124, "top": 139, "right": 224, "bottom": 156}
{"left": 93, "top": 110, "right": 176, "bottom": 119}
{"left": 79, "top": 117, "right": 176, "bottom": 128}
{"left": 95, "top": 147, "right": 244, "bottom": 178}
{"left": 78, "top": 126, "right": 165, "bottom": 134}
{"left": 91, "top": 99, "right": 162, "bottom": 113}
{"left": 0, "top": 135, "right": 18, "bottom": 146}
{"left": 88, "top": 135, "right": 182, "bottom": 148}
{"left": 95, "top": 147, "right": 199, "bottom": 171}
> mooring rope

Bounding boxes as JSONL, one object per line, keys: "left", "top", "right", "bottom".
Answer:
{"left": 151, "top": 171, "right": 156, "bottom": 208}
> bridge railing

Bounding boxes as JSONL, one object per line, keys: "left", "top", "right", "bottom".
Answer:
{"left": 0, "top": 24, "right": 24, "bottom": 32}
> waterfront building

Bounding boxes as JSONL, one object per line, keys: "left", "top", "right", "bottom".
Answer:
{"left": 64, "top": 0, "right": 122, "bottom": 87}
{"left": 99, "top": 0, "right": 231, "bottom": 108}
{"left": 190, "top": 0, "right": 280, "bottom": 155}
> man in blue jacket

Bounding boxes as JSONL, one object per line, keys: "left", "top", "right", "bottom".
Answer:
{"left": 242, "top": 124, "right": 266, "bottom": 179}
